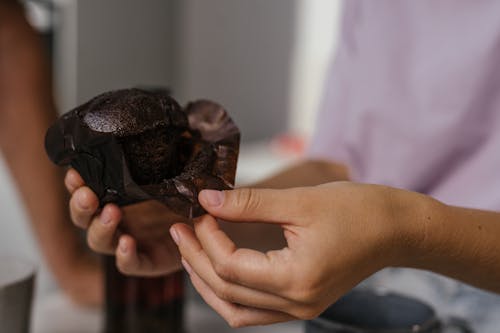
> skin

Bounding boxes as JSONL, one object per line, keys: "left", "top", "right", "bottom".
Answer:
{"left": 0, "top": 1, "right": 101, "bottom": 305}
{"left": 173, "top": 184, "right": 500, "bottom": 327}
{"left": 65, "top": 169, "right": 185, "bottom": 277}
{"left": 6, "top": 0, "right": 497, "bottom": 322}
{"left": 67, "top": 160, "right": 500, "bottom": 328}
{"left": 64, "top": 159, "right": 347, "bottom": 275}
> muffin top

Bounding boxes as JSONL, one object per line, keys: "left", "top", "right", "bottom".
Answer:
{"left": 77, "top": 89, "right": 189, "bottom": 136}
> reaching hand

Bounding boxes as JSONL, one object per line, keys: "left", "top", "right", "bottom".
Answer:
{"left": 65, "top": 168, "right": 187, "bottom": 276}
{"left": 170, "top": 182, "right": 426, "bottom": 327}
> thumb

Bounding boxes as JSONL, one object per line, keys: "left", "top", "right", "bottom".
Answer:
{"left": 198, "top": 187, "right": 305, "bottom": 223}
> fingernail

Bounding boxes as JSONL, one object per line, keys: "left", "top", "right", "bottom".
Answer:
{"left": 100, "top": 208, "right": 111, "bottom": 225}
{"left": 77, "top": 196, "right": 89, "bottom": 210}
{"left": 170, "top": 227, "right": 180, "bottom": 245}
{"left": 119, "top": 238, "right": 128, "bottom": 254}
{"left": 200, "top": 190, "right": 224, "bottom": 207}
{"left": 181, "top": 258, "right": 192, "bottom": 275}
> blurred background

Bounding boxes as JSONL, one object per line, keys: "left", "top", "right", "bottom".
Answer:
{"left": 0, "top": 0, "right": 341, "bottom": 331}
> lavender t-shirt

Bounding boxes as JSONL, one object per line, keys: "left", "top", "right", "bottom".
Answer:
{"left": 309, "top": 1, "right": 500, "bottom": 330}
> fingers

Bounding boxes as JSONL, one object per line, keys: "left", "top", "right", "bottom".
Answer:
{"left": 116, "top": 234, "right": 183, "bottom": 277}
{"left": 86, "top": 204, "right": 122, "bottom": 254}
{"left": 172, "top": 216, "right": 291, "bottom": 295}
{"left": 69, "top": 186, "right": 100, "bottom": 228}
{"left": 115, "top": 235, "right": 153, "bottom": 276}
{"left": 172, "top": 219, "right": 330, "bottom": 324}
{"left": 198, "top": 187, "right": 306, "bottom": 224}
{"left": 64, "top": 168, "right": 84, "bottom": 194}
{"left": 116, "top": 235, "right": 137, "bottom": 267}
{"left": 186, "top": 262, "right": 295, "bottom": 328}
{"left": 172, "top": 222, "right": 291, "bottom": 311}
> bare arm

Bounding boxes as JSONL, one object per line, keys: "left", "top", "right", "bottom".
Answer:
{"left": 171, "top": 183, "right": 500, "bottom": 327}
{"left": 403, "top": 199, "right": 500, "bottom": 293}
{"left": 0, "top": 2, "right": 102, "bottom": 305}
{"left": 250, "top": 159, "right": 350, "bottom": 189}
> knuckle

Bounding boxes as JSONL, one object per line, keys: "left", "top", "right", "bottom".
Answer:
{"left": 233, "top": 188, "right": 261, "bottom": 213}
{"left": 213, "top": 283, "right": 233, "bottom": 302}
{"left": 289, "top": 284, "right": 317, "bottom": 304}
{"left": 64, "top": 175, "right": 72, "bottom": 192}
{"left": 69, "top": 200, "right": 82, "bottom": 225}
{"left": 65, "top": 173, "right": 80, "bottom": 193}
{"left": 189, "top": 246, "right": 205, "bottom": 265}
{"left": 70, "top": 212, "right": 82, "bottom": 228}
{"left": 86, "top": 233, "right": 100, "bottom": 252}
{"left": 213, "top": 260, "right": 233, "bottom": 281}
{"left": 228, "top": 319, "right": 244, "bottom": 329}
{"left": 294, "top": 307, "right": 321, "bottom": 321}
{"left": 115, "top": 258, "right": 131, "bottom": 275}
{"left": 86, "top": 227, "right": 113, "bottom": 254}
{"left": 226, "top": 313, "right": 245, "bottom": 329}
{"left": 290, "top": 289, "right": 311, "bottom": 304}
{"left": 287, "top": 271, "right": 322, "bottom": 304}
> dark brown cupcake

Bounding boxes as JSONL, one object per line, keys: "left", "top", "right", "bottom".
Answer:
{"left": 45, "top": 88, "right": 240, "bottom": 218}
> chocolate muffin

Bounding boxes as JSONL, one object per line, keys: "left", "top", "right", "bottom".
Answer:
{"left": 45, "top": 88, "right": 240, "bottom": 217}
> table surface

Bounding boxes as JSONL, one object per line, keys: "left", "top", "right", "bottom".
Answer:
{"left": 31, "top": 288, "right": 304, "bottom": 333}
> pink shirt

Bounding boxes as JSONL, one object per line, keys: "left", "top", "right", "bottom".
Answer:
{"left": 309, "top": 1, "right": 500, "bottom": 329}
{"left": 310, "top": 0, "right": 500, "bottom": 211}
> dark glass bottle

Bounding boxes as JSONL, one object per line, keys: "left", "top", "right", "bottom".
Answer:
{"left": 103, "top": 256, "right": 184, "bottom": 333}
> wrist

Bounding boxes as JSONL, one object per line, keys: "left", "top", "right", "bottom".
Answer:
{"left": 390, "top": 190, "right": 448, "bottom": 268}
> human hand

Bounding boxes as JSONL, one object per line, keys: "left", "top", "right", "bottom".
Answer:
{"left": 171, "top": 182, "right": 427, "bottom": 327}
{"left": 65, "top": 168, "right": 186, "bottom": 276}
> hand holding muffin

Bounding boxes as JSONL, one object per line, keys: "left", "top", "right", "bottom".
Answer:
{"left": 46, "top": 89, "right": 240, "bottom": 276}
{"left": 171, "top": 183, "right": 500, "bottom": 327}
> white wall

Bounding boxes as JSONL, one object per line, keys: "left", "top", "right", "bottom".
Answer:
{"left": 54, "top": 0, "right": 175, "bottom": 111}
{"left": 288, "top": 0, "right": 342, "bottom": 138}
{"left": 173, "top": 0, "right": 297, "bottom": 142}
{"left": 55, "top": 0, "right": 297, "bottom": 142}
{"left": 77, "top": 0, "right": 175, "bottom": 104}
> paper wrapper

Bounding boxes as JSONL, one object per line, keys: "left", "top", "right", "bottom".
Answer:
{"left": 45, "top": 90, "right": 240, "bottom": 218}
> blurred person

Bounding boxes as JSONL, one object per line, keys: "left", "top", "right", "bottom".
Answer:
{"left": 64, "top": 0, "right": 500, "bottom": 331}
{"left": 0, "top": 0, "right": 101, "bottom": 305}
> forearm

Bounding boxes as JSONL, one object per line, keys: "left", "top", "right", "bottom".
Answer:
{"left": 251, "top": 159, "right": 350, "bottom": 189}
{"left": 398, "top": 193, "right": 500, "bottom": 293}
{"left": 0, "top": 6, "right": 102, "bottom": 305}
